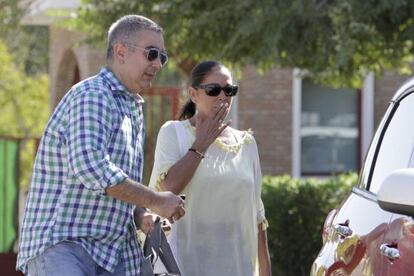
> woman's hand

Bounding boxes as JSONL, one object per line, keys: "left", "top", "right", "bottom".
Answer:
{"left": 192, "top": 101, "right": 231, "bottom": 153}
{"left": 134, "top": 207, "right": 158, "bottom": 234}
{"left": 258, "top": 227, "right": 272, "bottom": 276}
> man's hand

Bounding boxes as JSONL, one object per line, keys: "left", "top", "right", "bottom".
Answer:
{"left": 149, "top": 191, "right": 185, "bottom": 222}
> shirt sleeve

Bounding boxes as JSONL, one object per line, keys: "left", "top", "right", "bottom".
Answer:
{"left": 66, "top": 89, "right": 127, "bottom": 194}
{"left": 251, "top": 135, "right": 268, "bottom": 229}
{"left": 149, "top": 121, "right": 182, "bottom": 191}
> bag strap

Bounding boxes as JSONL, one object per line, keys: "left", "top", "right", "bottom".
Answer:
{"left": 143, "top": 217, "right": 181, "bottom": 275}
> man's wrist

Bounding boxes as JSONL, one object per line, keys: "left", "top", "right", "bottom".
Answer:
{"left": 146, "top": 189, "right": 159, "bottom": 211}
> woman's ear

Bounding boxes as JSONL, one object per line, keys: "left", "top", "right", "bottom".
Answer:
{"left": 188, "top": 87, "right": 198, "bottom": 104}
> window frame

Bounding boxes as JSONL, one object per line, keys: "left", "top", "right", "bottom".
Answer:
{"left": 291, "top": 70, "right": 374, "bottom": 177}
{"left": 357, "top": 79, "right": 414, "bottom": 192}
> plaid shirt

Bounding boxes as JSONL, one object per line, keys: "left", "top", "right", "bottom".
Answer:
{"left": 17, "top": 67, "right": 145, "bottom": 275}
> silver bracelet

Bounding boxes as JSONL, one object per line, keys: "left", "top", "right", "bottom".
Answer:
{"left": 188, "top": 148, "right": 205, "bottom": 159}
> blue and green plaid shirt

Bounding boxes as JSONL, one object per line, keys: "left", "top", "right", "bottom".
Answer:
{"left": 17, "top": 67, "right": 145, "bottom": 275}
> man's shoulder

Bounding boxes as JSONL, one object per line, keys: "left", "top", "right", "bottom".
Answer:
{"left": 72, "top": 73, "right": 108, "bottom": 93}
{"left": 65, "top": 73, "right": 113, "bottom": 103}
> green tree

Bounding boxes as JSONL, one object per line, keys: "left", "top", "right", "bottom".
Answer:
{"left": 0, "top": 0, "right": 27, "bottom": 38}
{"left": 0, "top": 1, "right": 50, "bottom": 188}
{"left": 1, "top": 0, "right": 48, "bottom": 75}
{"left": 0, "top": 39, "right": 49, "bottom": 188}
{"left": 10, "top": 25, "right": 50, "bottom": 75}
{"left": 0, "top": 41, "right": 49, "bottom": 136}
{"left": 72, "top": 0, "right": 414, "bottom": 87}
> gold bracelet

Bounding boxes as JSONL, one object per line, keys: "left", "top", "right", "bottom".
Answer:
{"left": 188, "top": 148, "right": 205, "bottom": 159}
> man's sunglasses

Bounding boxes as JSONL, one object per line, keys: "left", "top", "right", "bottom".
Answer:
{"left": 124, "top": 43, "right": 169, "bottom": 65}
{"left": 194, "top": 83, "right": 239, "bottom": 97}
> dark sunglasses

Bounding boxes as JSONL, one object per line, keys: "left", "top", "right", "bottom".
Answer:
{"left": 125, "top": 44, "right": 169, "bottom": 65}
{"left": 194, "top": 83, "right": 239, "bottom": 97}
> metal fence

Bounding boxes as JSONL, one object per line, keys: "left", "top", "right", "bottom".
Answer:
{"left": 0, "top": 139, "right": 19, "bottom": 253}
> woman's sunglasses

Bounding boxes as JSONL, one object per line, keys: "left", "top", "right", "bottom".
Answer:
{"left": 194, "top": 83, "right": 239, "bottom": 97}
{"left": 124, "top": 43, "right": 169, "bottom": 66}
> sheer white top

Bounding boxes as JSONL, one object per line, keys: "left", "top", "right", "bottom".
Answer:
{"left": 149, "top": 119, "right": 266, "bottom": 276}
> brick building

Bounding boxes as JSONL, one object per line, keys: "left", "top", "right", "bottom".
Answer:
{"left": 238, "top": 67, "right": 410, "bottom": 177}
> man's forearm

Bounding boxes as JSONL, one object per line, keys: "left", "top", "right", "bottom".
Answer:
{"left": 106, "top": 178, "right": 155, "bottom": 208}
{"left": 106, "top": 178, "right": 186, "bottom": 222}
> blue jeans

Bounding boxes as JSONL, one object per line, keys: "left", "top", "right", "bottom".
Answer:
{"left": 27, "top": 241, "right": 126, "bottom": 276}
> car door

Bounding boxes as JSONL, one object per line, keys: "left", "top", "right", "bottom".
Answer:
{"left": 312, "top": 81, "right": 414, "bottom": 276}
{"left": 359, "top": 87, "right": 414, "bottom": 275}
{"left": 312, "top": 192, "right": 392, "bottom": 276}
{"left": 311, "top": 105, "right": 396, "bottom": 275}
{"left": 379, "top": 214, "right": 414, "bottom": 275}
{"left": 368, "top": 90, "right": 414, "bottom": 275}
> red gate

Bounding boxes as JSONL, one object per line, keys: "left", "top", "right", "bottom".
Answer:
{"left": 141, "top": 86, "right": 180, "bottom": 184}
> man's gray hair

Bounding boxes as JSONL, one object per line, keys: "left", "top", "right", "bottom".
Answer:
{"left": 107, "top": 15, "right": 163, "bottom": 60}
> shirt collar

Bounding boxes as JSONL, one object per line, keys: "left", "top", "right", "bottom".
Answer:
{"left": 99, "top": 67, "right": 145, "bottom": 103}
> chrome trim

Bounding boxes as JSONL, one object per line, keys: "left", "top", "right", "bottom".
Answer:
{"left": 334, "top": 224, "right": 352, "bottom": 237}
{"left": 380, "top": 244, "right": 400, "bottom": 260}
{"left": 366, "top": 102, "right": 399, "bottom": 190}
{"left": 352, "top": 187, "right": 377, "bottom": 202}
{"left": 391, "top": 76, "right": 414, "bottom": 102}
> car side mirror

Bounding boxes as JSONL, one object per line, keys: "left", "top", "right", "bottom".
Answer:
{"left": 378, "top": 168, "right": 414, "bottom": 216}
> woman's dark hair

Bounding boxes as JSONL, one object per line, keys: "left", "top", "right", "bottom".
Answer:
{"left": 178, "top": 60, "right": 222, "bottom": 120}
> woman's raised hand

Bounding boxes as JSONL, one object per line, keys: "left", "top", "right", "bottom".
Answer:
{"left": 192, "top": 101, "right": 231, "bottom": 153}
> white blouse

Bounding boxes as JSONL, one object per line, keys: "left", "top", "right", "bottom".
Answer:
{"left": 149, "top": 120, "right": 266, "bottom": 276}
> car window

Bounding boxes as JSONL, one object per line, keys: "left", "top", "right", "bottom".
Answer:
{"left": 369, "top": 93, "right": 414, "bottom": 193}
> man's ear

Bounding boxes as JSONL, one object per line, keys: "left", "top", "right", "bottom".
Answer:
{"left": 188, "top": 87, "right": 198, "bottom": 104}
{"left": 113, "top": 43, "right": 127, "bottom": 64}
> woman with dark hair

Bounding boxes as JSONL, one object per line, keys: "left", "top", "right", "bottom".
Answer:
{"left": 149, "top": 60, "right": 271, "bottom": 276}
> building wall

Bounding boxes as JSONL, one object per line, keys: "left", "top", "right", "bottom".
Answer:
{"left": 49, "top": 26, "right": 105, "bottom": 110}
{"left": 374, "top": 70, "right": 413, "bottom": 128}
{"left": 239, "top": 65, "right": 413, "bottom": 176}
{"left": 239, "top": 66, "right": 293, "bottom": 175}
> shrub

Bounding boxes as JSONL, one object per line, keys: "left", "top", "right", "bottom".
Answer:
{"left": 262, "top": 173, "right": 356, "bottom": 276}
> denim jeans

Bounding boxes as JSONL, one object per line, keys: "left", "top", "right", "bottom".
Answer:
{"left": 27, "top": 241, "right": 126, "bottom": 276}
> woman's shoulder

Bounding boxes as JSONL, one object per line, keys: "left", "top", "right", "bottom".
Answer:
{"left": 158, "top": 120, "right": 181, "bottom": 136}
{"left": 160, "top": 119, "right": 188, "bottom": 129}
{"left": 159, "top": 120, "right": 192, "bottom": 137}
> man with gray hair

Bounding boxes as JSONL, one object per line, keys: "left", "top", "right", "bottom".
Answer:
{"left": 17, "top": 15, "right": 184, "bottom": 276}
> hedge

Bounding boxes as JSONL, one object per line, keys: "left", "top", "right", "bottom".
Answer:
{"left": 262, "top": 173, "right": 357, "bottom": 276}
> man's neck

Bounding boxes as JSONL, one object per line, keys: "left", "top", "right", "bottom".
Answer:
{"left": 107, "top": 63, "right": 141, "bottom": 96}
